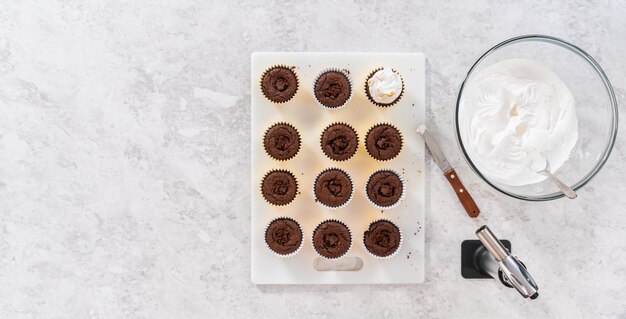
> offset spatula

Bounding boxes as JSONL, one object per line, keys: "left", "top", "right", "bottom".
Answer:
{"left": 417, "top": 125, "right": 480, "bottom": 218}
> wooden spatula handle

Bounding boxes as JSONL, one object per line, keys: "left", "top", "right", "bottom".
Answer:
{"left": 444, "top": 169, "right": 480, "bottom": 218}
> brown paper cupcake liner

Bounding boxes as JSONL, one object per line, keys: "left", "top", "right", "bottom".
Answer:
{"left": 260, "top": 169, "right": 299, "bottom": 206}
{"left": 362, "top": 218, "right": 403, "bottom": 260}
{"left": 263, "top": 122, "right": 301, "bottom": 161}
{"left": 264, "top": 216, "right": 304, "bottom": 258}
{"left": 312, "top": 167, "right": 354, "bottom": 210}
{"left": 364, "top": 123, "right": 404, "bottom": 161}
{"left": 312, "top": 67, "right": 354, "bottom": 110}
{"left": 365, "top": 168, "right": 406, "bottom": 210}
{"left": 364, "top": 67, "right": 404, "bottom": 107}
{"left": 319, "top": 122, "right": 359, "bottom": 162}
{"left": 259, "top": 64, "right": 299, "bottom": 104}
{"left": 311, "top": 219, "right": 352, "bottom": 260}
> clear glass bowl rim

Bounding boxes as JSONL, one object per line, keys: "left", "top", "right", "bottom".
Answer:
{"left": 454, "top": 34, "right": 619, "bottom": 201}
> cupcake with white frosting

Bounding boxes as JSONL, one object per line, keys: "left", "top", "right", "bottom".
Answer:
{"left": 365, "top": 67, "right": 404, "bottom": 107}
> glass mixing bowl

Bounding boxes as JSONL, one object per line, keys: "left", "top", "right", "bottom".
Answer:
{"left": 455, "top": 35, "right": 618, "bottom": 201}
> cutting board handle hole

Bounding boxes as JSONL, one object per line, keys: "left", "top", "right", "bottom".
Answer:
{"left": 313, "top": 257, "right": 364, "bottom": 271}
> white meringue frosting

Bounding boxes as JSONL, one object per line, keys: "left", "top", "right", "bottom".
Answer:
{"left": 459, "top": 59, "right": 578, "bottom": 186}
{"left": 367, "top": 67, "right": 403, "bottom": 105}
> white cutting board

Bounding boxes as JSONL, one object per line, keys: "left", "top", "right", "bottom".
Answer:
{"left": 251, "top": 52, "right": 425, "bottom": 284}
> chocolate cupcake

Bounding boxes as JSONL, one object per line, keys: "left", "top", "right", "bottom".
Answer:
{"left": 312, "top": 219, "right": 352, "bottom": 259}
{"left": 265, "top": 217, "right": 304, "bottom": 257}
{"left": 365, "top": 123, "right": 403, "bottom": 161}
{"left": 261, "top": 170, "right": 298, "bottom": 206}
{"left": 366, "top": 169, "right": 405, "bottom": 209}
{"left": 263, "top": 123, "right": 300, "bottom": 160}
{"left": 320, "top": 123, "right": 358, "bottom": 161}
{"left": 313, "top": 168, "right": 353, "bottom": 209}
{"left": 363, "top": 219, "right": 402, "bottom": 259}
{"left": 313, "top": 68, "right": 353, "bottom": 109}
{"left": 365, "top": 67, "right": 404, "bottom": 107}
{"left": 260, "top": 65, "right": 299, "bottom": 103}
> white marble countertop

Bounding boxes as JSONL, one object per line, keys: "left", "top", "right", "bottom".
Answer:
{"left": 1, "top": 1, "right": 625, "bottom": 318}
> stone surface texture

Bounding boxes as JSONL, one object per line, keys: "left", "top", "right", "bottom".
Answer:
{"left": 0, "top": 0, "right": 625, "bottom": 318}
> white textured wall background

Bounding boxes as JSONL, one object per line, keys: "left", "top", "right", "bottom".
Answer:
{"left": 0, "top": 0, "right": 625, "bottom": 318}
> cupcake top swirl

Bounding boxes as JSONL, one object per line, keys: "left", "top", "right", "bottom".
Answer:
{"left": 314, "top": 70, "right": 352, "bottom": 108}
{"left": 367, "top": 170, "right": 403, "bottom": 207}
{"left": 261, "top": 66, "right": 298, "bottom": 103}
{"left": 314, "top": 168, "right": 353, "bottom": 208}
{"left": 367, "top": 68, "right": 403, "bottom": 105}
{"left": 321, "top": 123, "right": 358, "bottom": 161}
{"left": 261, "top": 170, "right": 298, "bottom": 206}
{"left": 263, "top": 123, "right": 300, "bottom": 160}
{"left": 265, "top": 218, "right": 303, "bottom": 255}
{"left": 365, "top": 124, "right": 403, "bottom": 161}
{"left": 313, "top": 220, "right": 351, "bottom": 259}
{"left": 363, "top": 220, "right": 401, "bottom": 257}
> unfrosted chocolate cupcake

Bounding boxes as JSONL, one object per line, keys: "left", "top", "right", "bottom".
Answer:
{"left": 320, "top": 123, "right": 358, "bottom": 161}
{"left": 314, "top": 68, "right": 352, "bottom": 108}
{"left": 312, "top": 220, "right": 352, "bottom": 259}
{"left": 265, "top": 217, "right": 303, "bottom": 256}
{"left": 261, "top": 170, "right": 298, "bottom": 206}
{"left": 260, "top": 65, "right": 299, "bottom": 103}
{"left": 366, "top": 170, "right": 404, "bottom": 208}
{"left": 263, "top": 123, "right": 300, "bottom": 160}
{"left": 365, "top": 123, "right": 403, "bottom": 161}
{"left": 314, "top": 168, "right": 353, "bottom": 208}
{"left": 363, "top": 219, "right": 402, "bottom": 258}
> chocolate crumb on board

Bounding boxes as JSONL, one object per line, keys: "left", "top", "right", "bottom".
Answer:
{"left": 415, "top": 221, "right": 423, "bottom": 234}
